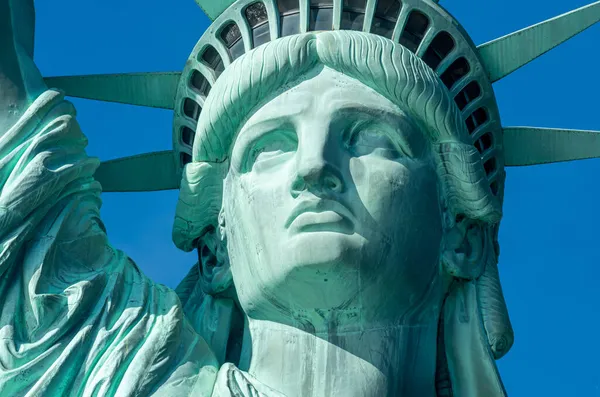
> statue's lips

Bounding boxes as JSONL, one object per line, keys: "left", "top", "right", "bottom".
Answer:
{"left": 286, "top": 199, "right": 355, "bottom": 234}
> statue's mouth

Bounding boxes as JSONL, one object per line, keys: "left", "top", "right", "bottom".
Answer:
{"left": 286, "top": 199, "right": 355, "bottom": 235}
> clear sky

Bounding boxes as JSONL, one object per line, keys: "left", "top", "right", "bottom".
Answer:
{"left": 33, "top": 0, "right": 600, "bottom": 395}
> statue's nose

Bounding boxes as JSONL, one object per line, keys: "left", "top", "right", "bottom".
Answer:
{"left": 291, "top": 148, "right": 344, "bottom": 197}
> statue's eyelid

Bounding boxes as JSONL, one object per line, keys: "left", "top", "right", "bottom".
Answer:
{"left": 346, "top": 121, "right": 409, "bottom": 157}
{"left": 344, "top": 120, "right": 372, "bottom": 146}
{"left": 242, "top": 129, "right": 297, "bottom": 172}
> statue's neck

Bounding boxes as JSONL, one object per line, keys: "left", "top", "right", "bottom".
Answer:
{"left": 243, "top": 317, "right": 439, "bottom": 397}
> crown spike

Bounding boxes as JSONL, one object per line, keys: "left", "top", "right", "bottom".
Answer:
{"left": 195, "top": 0, "right": 237, "bottom": 21}
{"left": 95, "top": 151, "right": 179, "bottom": 192}
{"left": 478, "top": 1, "right": 600, "bottom": 83}
{"left": 504, "top": 127, "right": 600, "bottom": 166}
{"left": 44, "top": 72, "right": 181, "bottom": 109}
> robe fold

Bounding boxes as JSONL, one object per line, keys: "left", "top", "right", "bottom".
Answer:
{"left": 0, "top": 90, "right": 223, "bottom": 396}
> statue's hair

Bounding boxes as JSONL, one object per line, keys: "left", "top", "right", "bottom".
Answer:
{"left": 194, "top": 32, "right": 465, "bottom": 161}
{"left": 172, "top": 31, "right": 513, "bottom": 375}
{"left": 173, "top": 31, "right": 502, "bottom": 252}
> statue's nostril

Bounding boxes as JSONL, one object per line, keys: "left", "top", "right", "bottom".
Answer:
{"left": 325, "top": 176, "right": 340, "bottom": 192}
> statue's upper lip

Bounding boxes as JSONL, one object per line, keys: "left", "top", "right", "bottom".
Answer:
{"left": 285, "top": 198, "right": 355, "bottom": 230}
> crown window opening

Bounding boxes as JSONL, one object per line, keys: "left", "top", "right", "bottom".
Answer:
{"left": 343, "top": 0, "right": 367, "bottom": 11}
{"left": 310, "top": 7, "right": 334, "bottom": 31}
{"left": 219, "top": 21, "right": 245, "bottom": 60}
{"left": 371, "top": 16, "right": 395, "bottom": 38}
{"left": 398, "top": 10, "right": 429, "bottom": 53}
{"left": 454, "top": 81, "right": 481, "bottom": 111}
{"left": 311, "top": 0, "right": 334, "bottom": 6}
{"left": 422, "top": 31, "right": 455, "bottom": 71}
{"left": 180, "top": 152, "right": 193, "bottom": 167}
{"left": 278, "top": 0, "right": 300, "bottom": 14}
{"left": 474, "top": 132, "right": 493, "bottom": 154}
{"left": 465, "top": 107, "right": 488, "bottom": 134}
{"left": 253, "top": 21, "right": 272, "bottom": 46}
{"left": 200, "top": 45, "right": 225, "bottom": 77}
{"left": 341, "top": 11, "right": 365, "bottom": 30}
{"left": 220, "top": 22, "right": 242, "bottom": 47}
{"left": 181, "top": 127, "right": 195, "bottom": 147}
{"left": 246, "top": 2, "right": 269, "bottom": 28}
{"left": 490, "top": 180, "right": 499, "bottom": 196}
{"left": 372, "top": 0, "right": 402, "bottom": 38}
{"left": 375, "top": 0, "right": 402, "bottom": 20}
{"left": 440, "top": 57, "right": 470, "bottom": 89}
{"left": 245, "top": 3, "right": 272, "bottom": 47}
{"left": 230, "top": 40, "right": 246, "bottom": 60}
{"left": 483, "top": 157, "right": 496, "bottom": 174}
{"left": 281, "top": 12, "right": 301, "bottom": 36}
{"left": 190, "top": 70, "right": 212, "bottom": 98}
{"left": 341, "top": 0, "right": 366, "bottom": 31}
{"left": 183, "top": 98, "right": 202, "bottom": 122}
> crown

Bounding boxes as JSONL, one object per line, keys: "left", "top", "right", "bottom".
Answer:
{"left": 43, "top": 0, "right": 600, "bottom": 193}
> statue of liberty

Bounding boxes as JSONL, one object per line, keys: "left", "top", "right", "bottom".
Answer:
{"left": 1, "top": 0, "right": 599, "bottom": 396}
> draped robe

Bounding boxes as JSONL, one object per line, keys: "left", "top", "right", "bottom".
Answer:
{"left": 0, "top": 90, "right": 281, "bottom": 397}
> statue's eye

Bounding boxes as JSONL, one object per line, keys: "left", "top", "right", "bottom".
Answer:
{"left": 243, "top": 130, "right": 297, "bottom": 173}
{"left": 347, "top": 126, "right": 402, "bottom": 159}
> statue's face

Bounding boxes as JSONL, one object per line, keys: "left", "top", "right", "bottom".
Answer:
{"left": 223, "top": 67, "right": 445, "bottom": 330}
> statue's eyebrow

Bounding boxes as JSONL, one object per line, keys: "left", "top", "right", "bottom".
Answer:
{"left": 333, "top": 105, "right": 427, "bottom": 157}
{"left": 242, "top": 93, "right": 311, "bottom": 130}
{"left": 237, "top": 118, "right": 295, "bottom": 144}
{"left": 231, "top": 117, "right": 297, "bottom": 165}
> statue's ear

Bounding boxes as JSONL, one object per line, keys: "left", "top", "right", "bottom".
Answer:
{"left": 442, "top": 216, "right": 486, "bottom": 280}
{"left": 197, "top": 224, "right": 232, "bottom": 296}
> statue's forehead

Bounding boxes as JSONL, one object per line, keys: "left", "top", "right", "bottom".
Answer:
{"left": 244, "top": 67, "right": 409, "bottom": 124}
{"left": 234, "top": 67, "right": 429, "bottom": 157}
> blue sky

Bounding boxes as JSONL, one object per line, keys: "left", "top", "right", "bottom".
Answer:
{"left": 33, "top": 0, "right": 600, "bottom": 395}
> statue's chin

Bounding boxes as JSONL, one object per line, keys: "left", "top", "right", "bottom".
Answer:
{"left": 270, "top": 231, "right": 366, "bottom": 309}
{"left": 283, "top": 230, "right": 365, "bottom": 269}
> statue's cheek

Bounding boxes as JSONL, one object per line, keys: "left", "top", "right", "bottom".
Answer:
{"left": 348, "top": 156, "right": 412, "bottom": 221}
{"left": 228, "top": 166, "right": 295, "bottom": 233}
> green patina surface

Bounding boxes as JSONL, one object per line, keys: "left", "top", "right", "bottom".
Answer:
{"left": 0, "top": 0, "right": 599, "bottom": 396}
{"left": 195, "top": 0, "right": 237, "bottom": 20}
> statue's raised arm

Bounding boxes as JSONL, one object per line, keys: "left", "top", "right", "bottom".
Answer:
{"left": 0, "top": 0, "right": 41, "bottom": 131}
{"left": 0, "top": 2, "right": 222, "bottom": 396}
